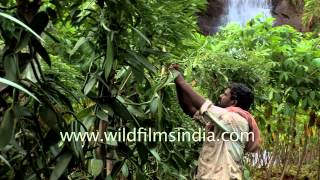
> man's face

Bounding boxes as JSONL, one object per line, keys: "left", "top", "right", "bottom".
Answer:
{"left": 217, "top": 88, "right": 236, "bottom": 108}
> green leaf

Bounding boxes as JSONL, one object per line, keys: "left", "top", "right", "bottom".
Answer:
{"left": 150, "top": 96, "right": 159, "bottom": 114}
{"left": 13, "top": 105, "right": 32, "bottom": 118}
{"left": 105, "top": 34, "right": 113, "bottom": 80}
{"left": 89, "top": 159, "right": 103, "bottom": 177}
{"left": 127, "top": 105, "right": 144, "bottom": 118}
{"left": 121, "top": 162, "right": 129, "bottom": 177}
{"left": 130, "top": 52, "right": 156, "bottom": 74}
{"left": 312, "top": 58, "right": 320, "bottom": 68}
{"left": 70, "top": 37, "right": 86, "bottom": 56}
{"left": 31, "top": 38, "right": 51, "bottom": 66}
{"left": 301, "top": 98, "right": 308, "bottom": 109}
{"left": 135, "top": 170, "right": 146, "bottom": 180}
{"left": 43, "top": 129, "right": 61, "bottom": 147}
{"left": 131, "top": 66, "right": 145, "bottom": 82}
{"left": 49, "top": 152, "right": 72, "bottom": 180}
{"left": 0, "top": 155, "right": 12, "bottom": 169}
{"left": 117, "top": 142, "right": 133, "bottom": 158}
{"left": 112, "top": 97, "right": 140, "bottom": 127}
{"left": 14, "top": 32, "right": 31, "bottom": 53}
{"left": 149, "top": 148, "right": 161, "bottom": 161}
{"left": 173, "top": 152, "right": 187, "bottom": 169}
{"left": 106, "top": 176, "right": 113, "bottom": 180}
{"left": 96, "top": 110, "right": 108, "bottom": 121}
{"left": 39, "top": 106, "right": 58, "bottom": 129}
{"left": 30, "top": 11, "right": 49, "bottom": 34}
{"left": 0, "top": 77, "right": 40, "bottom": 102}
{"left": 136, "top": 142, "right": 149, "bottom": 165}
{"left": 0, "top": 109, "right": 15, "bottom": 148}
{"left": 310, "top": 91, "right": 315, "bottom": 100}
{"left": 132, "top": 27, "right": 151, "bottom": 45}
{"left": 83, "top": 76, "right": 97, "bottom": 95}
{"left": 268, "top": 90, "right": 273, "bottom": 101}
{"left": 0, "top": 12, "right": 45, "bottom": 42}
{"left": 243, "top": 166, "right": 251, "bottom": 180}
{"left": 4, "top": 55, "right": 18, "bottom": 81}
{"left": 111, "top": 160, "right": 124, "bottom": 178}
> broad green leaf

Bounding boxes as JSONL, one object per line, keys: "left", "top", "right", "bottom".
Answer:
{"left": 131, "top": 66, "right": 145, "bottom": 82}
{"left": 127, "top": 105, "right": 145, "bottom": 118}
{"left": 0, "top": 12, "right": 45, "bottom": 42}
{"left": 83, "top": 76, "right": 97, "bottom": 95}
{"left": 49, "top": 152, "right": 72, "bottom": 180}
{"left": 89, "top": 159, "right": 103, "bottom": 177}
{"left": 112, "top": 97, "right": 140, "bottom": 127}
{"left": 132, "top": 27, "right": 151, "bottom": 45}
{"left": 70, "top": 37, "right": 86, "bottom": 56}
{"left": 30, "top": 11, "right": 49, "bottom": 34}
{"left": 82, "top": 115, "right": 96, "bottom": 131}
{"left": 130, "top": 52, "right": 156, "bottom": 73}
{"left": 31, "top": 38, "right": 51, "bottom": 66}
{"left": 104, "top": 34, "right": 113, "bottom": 80}
{"left": 0, "top": 77, "right": 40, "bottom": 102}
{"left": 0, "top": 109, "right": 15, "bottom": 148}
{"left": 96, "top": 109, "right": 108, "bottom": 120}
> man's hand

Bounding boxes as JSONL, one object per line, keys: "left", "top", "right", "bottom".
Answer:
{"left": 169, "top": 64, "right": 180, "bottom": 71}
{"left": 169, "top": 64, "right": 183, "bottom": 83}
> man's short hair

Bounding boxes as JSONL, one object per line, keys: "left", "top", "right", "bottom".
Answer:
{"left": 228, "top": 83, "right": 254, "bottom": 111}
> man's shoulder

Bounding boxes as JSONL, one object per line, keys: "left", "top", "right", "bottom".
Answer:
{"left": 207, "top": 105, "right": 246, "bottom": 120}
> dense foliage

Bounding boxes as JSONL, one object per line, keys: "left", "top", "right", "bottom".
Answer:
{"left": 182, "top": 17, "right": 320, "bottom": 178}
{"left": 0, "top": 0, "right": 319, "bottom": 180}
{"left": 303, "top": 0, "right": 320, "bottom": 32}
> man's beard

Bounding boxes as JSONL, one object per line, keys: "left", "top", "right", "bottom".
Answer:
{"left": 215, "top": 99, "right": 223, "bottom": 107}
{"left": 215, "top": 99, "right": 228, "bottom": 108}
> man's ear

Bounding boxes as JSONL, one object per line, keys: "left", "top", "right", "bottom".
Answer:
{"left": 232, "top": 100, "right": 237, "bottom": 106}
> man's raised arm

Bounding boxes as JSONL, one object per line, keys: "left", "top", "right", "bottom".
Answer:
{"left": 174, "top": 71, "right": 205, "bottom": 117}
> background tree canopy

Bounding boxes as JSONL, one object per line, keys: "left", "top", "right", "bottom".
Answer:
{"left": 0, "top": 0, "right": 319, "bottom": 179}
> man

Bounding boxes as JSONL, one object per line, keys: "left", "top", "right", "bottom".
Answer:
{"left": 171, "top": 65, "right": 260, "bottom": 180}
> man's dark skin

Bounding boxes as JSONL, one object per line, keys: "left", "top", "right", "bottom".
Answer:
{"left": 173, "top": 65, "right": 238, "bottom": 117}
